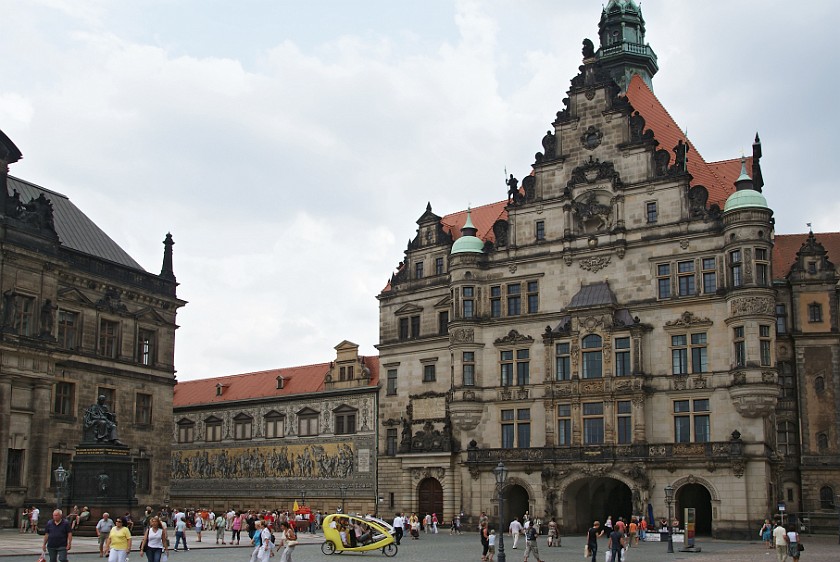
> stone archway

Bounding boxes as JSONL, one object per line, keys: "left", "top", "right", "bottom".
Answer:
{"left": 418, "top": 478, "right": 443, "bottom": 519}
{"left": 562, "top": 476, "right": 633, "bottom": 533}
{"left": 503, "top": 484, "right": 530, "bottom": 525}
{"left": 676, "top": 483, "right": 713, "bottom": 535}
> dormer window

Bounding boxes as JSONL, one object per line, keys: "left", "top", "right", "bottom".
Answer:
{"left": 276, "top": 376, "right": 285, "bottom": 389}
{"left": 808, "top": 261, "right": 817, "bottom": 274}
{"left": 216, "top": 383, "right": 224, "bottom": 396}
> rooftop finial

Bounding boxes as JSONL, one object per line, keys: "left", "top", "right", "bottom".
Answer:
{"left": 160, "top": 232, "right": 176, "bottom": 282}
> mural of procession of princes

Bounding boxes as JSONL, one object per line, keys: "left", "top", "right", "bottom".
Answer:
{"left": 172, "top": 443, "right": 355, "bottom": 480}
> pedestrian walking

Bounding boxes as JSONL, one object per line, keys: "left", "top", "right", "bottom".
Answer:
{"left": 105, "top": 517, "right": 132, "bottom": 562}
{"left": 523, "top": 523, "right": 544, "bottom": 562}
{"left": 585, "top": 520, "right": 603, "bottom": 562}
{"left": 42, "top": 509, "right": 72, "bottom": 562}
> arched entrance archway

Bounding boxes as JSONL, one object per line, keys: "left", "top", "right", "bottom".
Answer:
{"left": 563, "top": 477, "right": 632, "bottom": 533}
{"left": 503, "top": 484, "right": 530, "bottom": 524}
{"left": 418, "top": 478, "right": 443, "bottom": 518}
{"left": 676, "top": 483, "right": 712, "bottom": 535}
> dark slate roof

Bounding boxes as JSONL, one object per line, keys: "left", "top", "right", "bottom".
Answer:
{"left": 7, "top": 175, "right": 146, "bottom": 271}
{"left": 567, "top": 281, "right": 617, "bottom": 309}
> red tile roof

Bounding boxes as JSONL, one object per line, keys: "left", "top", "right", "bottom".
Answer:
{"left": 441, "top": 200, "right": 508, "bottom": 243}
{"left": 773, "top": 232, "right": 840, "bottom": 279}
{"left": 173, "top": 357, "right": 380, "bottom": 408}
{"left": 625, "top": 75, "right": 736, "bottom": 207}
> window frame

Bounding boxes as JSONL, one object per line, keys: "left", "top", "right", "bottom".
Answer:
{"left": 646, "top": 201, "right": 658, "bottom": 223}
{"left": 657, "top": 263, "right": 671, "bottom": 299}
{"left": 507, "top": 283, "right": 521, "bottom": 316}
{"left": 13, "top": 294, "right": 35, "bottom": 336}
{"left": 677, "top": 260, "right": 696, "bottom": 296}
{"left": 614, "top": 337, "right": 631, "bottom": 376}
{"left": 582, "top": 402, "right": 604, "bottom": 445}
{"left": 134, "top": 392, "right": 153, "bottom": 426}
{"left": 177, "top": 419, "right": 196, "bottom": 443}
{"left": 555, "top": 342, "right": 571, "bottom": 381}
{"left": 297, "top": 409, "right": 319, "bottom": 437}
{"left": 500, "top": 348, "right": 530, "bottom": 386}
{"left": 53, "top": 382, "right": 75, "bottom": 416}
{"left": 535, "top": 220, "right": 545, "bottom": 241}
{"left": 137, "top": 328, "right": 156, "bottom": 366}
{"left": 701, "top": 257, "right": 717, "bottom": 294}
{"left": 557, "top": 403, "right": 571, "bottom": 446}
{"left": 616, "top": 400, "right": 632, "bottom": 444}
{"left": 204, "top": 416, "right": 223, "bottom": 442}
{"left": 422, "top": 364, "right": 436, "bottom": 383}
{"left": 730, "top": 249, "right": 743, "bottom": 287}
{"left": 581, "top": 334, "right": 603, "bottom": 379}
{"left": 265, "top": 411, "right": 285, "bottom": 439}
{"left": 462, "top": 287, "right": 474, "bottom": 318}
{"left": 673, "top": 398, "right": 711, "bottom": 443}
{"left": 233, "top": 413, "right": 253, "bottom": 440}
{"left": 98, "top": 318, "right": 120, "bottom": 358}
{"left": 334, "top": 406, "right": 357, "bottom": 435}
{"left": 462, "top": 352, "right": 475, "bottom": 386}
{"left": 57, "top": 309, "right": 80, "bottom": 349}
{"left": 808, "top": 302, "right": 823, "bottom": 323}
{"left": 733, "top": 326, "right": 746, "bottom": 367}
{"left": 386, "top": 368, "right": 398, "bottom": 395}
{"left": 490, "top": 285, "right": 502, "bottom": 318}
{"left": 501, "top": 408, "right": 531, "bottom": 449}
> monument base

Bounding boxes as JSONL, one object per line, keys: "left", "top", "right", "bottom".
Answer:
{"left": 69, "top": 443, "right": 137, "bottom": 524}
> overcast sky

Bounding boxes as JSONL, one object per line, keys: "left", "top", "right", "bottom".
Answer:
{"left": 1, "top": 0, "right": 835, "bottom": 381}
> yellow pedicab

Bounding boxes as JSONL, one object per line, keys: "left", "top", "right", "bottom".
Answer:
{"left": 320, "top": 513, "right": 398, "bottom": 557}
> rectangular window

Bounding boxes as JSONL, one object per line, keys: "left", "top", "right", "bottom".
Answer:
{"left": 501, "top": 409, "right": 530, "bottom": 448}
{"left": 399, "top": 317, "right": 409, "bottom": 340}
{"left": 657, "top": 264, "right": 671, "bottom": 299}
{"left": 53, "top": 382, "right": 74, "bottom": 416}
{"left": 490, "top": 286, "right": 502, "bottom": 318}
{"left": 677, "top": 261, "right": 695, "bottom": 296}
{"left": 265, "top": 415, "right": 284, "bottom": 438}
{"left": 583, "top": 402, "right": 604, "bottom": 444}
{"left": 135, "top": 458, "right": 151, "bottom": 494}
{"left": 691, "top": 333, "right": 708, "bottom": 373}
{"left": 423, "top": 364, "right": 436, "bottom": 382}
{"left": 57, "top": 310, "right": 79, "bottom": 349}
{"left": 177, "top": 421, "right": 195, "bottom": 443}
{"left": 98, "top": 319, "right": 119, "bottom": 358}
{"left": 500, "top": 350, "right": 514, "bottom": 386}
{"left": 516, "top": 349, "right": 530, "bottom": 385}
{"left": 234, "top": 417, "right": 253, "bottom": 440}
{"left": 386, "top": 428, "right": 398, "bottom": 456}
{"left": 734, "top": 326, "right": 746, "bottom": 367}
{"left": 615, "top": 337, "right": 631, "bottom": 376}
{"left": 435, "top": 257, "right": 444, "bottom": 276}
{"left": 205, "top": 420, "right": 223, "bottom": 441}
{"left": 298, "top": 415, "right": 319, "bottom": 437}
{"left": 137, "top": 329, "right": 155, "bottom": 366}
{"left": 730, "top": 250, "right": 743, "bottom": 287}
{"left": 527, "top": 281, "right": 539, "bottom": 314}
{"left": 555, "top": 343, "right": 571, "bottom": 381}
{"left": 671, "top": 335, "right": 688, "bottom": 375}
{"left": 776, "top": 304, "right": 787, "bottom": 334}
{"left": 438, "top": 310, "right": 449, "bottom": 335}
{"left": 13, "top": 295, "right": 35, "bottom": 336}
{"left": 755, "top": 248, "right": 769, "bottom": 286}
{"left": 535, "top": 220, "right": 545, "bottom": 241}
{"left": 616, "top": 400, "right": 632, "bottom": 444}
{"left": 462, "top": 287, "right": 474, "bottom": 318}
{"left": 808, "top": 303, "right": 822, "bottom": 323}
{"left": 759, "top": 325, "right": 771, "bottom": 366}
{"left": 386, "top": 369, "right": 397, "bottom": 395}
{"left": 674, "top": 399, "right": 710, "bottom": 442}
{"left": 646, "top": 201, "right": 658, "bottom": 223}
{"left": 410, "top": 315, "right": 420, "bottom": 338}
{"left": 701, "top": 258, "right": 717, "bottom": 294}
{"left": 557, "top": 404, "right": 571, "bottom": 445}
{"left": 415, "top": 261, "right": 424, "bottom": 279}
{"left": 507, "top": 284, "right": 521, "bottom": 316}
{"left": 463, "top": 352, "right": 475, "bottom": 386}
{"left": 135, "top": 393, "right": 152, "bottom": 426}
{"left": 335, "top": 412, "right": 357, "bottom": 435}
{"left": 5, "top": 449, "right": 24, "bottom": 487}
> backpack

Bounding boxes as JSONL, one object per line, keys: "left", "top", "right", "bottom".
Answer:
{"left": 527, "top": 526, "right": 537, "bottom": 541}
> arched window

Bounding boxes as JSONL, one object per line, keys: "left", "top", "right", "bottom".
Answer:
{"left": 582, "top": 334, "right": 603, "bottom": 379}
{"left": 819, "top": 486, "right": 835, "bottom": 510}
{"left": 265, "top": 411, "right": 285, "bottom": 439}
{"left": 815, "top": 376, "right": 825, "bottom": 392}
{"left": 233, "top": 413, "right": 253, "bottom": 440}
{"left": 817, "top": 432, "right": 829, "bottom": 451}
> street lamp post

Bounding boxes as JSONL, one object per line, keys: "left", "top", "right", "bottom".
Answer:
{"left": 493, "top": 461, "right": 509, "bottom": 562}
{"left": 339, "top": 484, "right": 348, "bottom": 513}
{"left": 664, "top": 485, "right": 675, "bottom": 554}
{"left": 301, "top": 489, "right": 306, "bottom": 506}
{"left": 836, "top": 493, "right": 840, "bottom": 545}
{"left": 54, "top": 464, "right": 68, "bottom": 510}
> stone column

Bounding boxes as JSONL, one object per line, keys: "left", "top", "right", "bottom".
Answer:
{"left": 0, "top": 379, "right": 11, "bottom": 497}
{"left": 26, "top": 383, "right": 52, "bottom": 502}
{"left": 632, "top": 396, "right": 646, "bottom": 442}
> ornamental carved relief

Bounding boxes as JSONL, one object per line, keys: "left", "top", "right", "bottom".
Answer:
{"left": 730, "top": 296, "right": 774, "bottom": 316}
{"left": 494, "top": 329, "right": 534, "bottom": 346}
{"left": 730, "top": 386, "right": 778, "bottom": 417}
{"left": 450, "top": 328, "right": 475, "bottom": 344}
{"left": 579, "top": 256, "right": 611, "bottom": 272}
{"left": 581, "top": 380, "right": 605, "bottom": 393}
{"left": 665, "top": 311, "right": 712, "bottom": 328}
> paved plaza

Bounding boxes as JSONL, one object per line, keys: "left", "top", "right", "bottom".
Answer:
{"left": 1, "top": 528, "right": 839, "bottom": 562}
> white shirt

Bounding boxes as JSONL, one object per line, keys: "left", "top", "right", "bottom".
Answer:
{"left": 509, "top": 520, "right": 522, "bottom": 534}
{"left": 392, "top": 516, "right": 404, "bottom": 529}
{"left": 31, "top": 508, "right": 40, "bottom": 521}
{"left": 173, "top": 512, "right": 185, "bottom": 523}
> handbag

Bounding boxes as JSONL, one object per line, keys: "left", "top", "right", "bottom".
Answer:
{"left": 584, "top": 545, "right": 590, "bottom": 558}
{"left": 286, "top": 540, "right": 298, "bottom": 547}
{"left": 161, "top": 554, "right": 169, "bottom": 562}
{"left": 797, "top": 543, "right": 804, "bottom": 552}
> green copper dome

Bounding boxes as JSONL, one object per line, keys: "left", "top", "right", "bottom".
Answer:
{"left": 451, "top": 208, "right": 484, "bottom": 255}
{"left": 724, "top": 189, "right": 769, "bottom": 212}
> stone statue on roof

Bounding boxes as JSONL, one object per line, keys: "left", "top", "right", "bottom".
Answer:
{"left": 582, "top": 38, "right": 595, "bottom": 59}
{"left": 506, "top": 174, "right": 519, "bottom": 204}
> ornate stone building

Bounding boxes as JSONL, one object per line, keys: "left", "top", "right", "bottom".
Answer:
{"left": 171, "top": 341, "right": 379, "bottom": 513}
{"left": 772, "top": 232, "right": 840, "bottom": 530}
{"left": 0, "top": 128, "right": 185, "bottom": 524}
{"left": 376, "top": 1, "right": 789, "bottom": 538}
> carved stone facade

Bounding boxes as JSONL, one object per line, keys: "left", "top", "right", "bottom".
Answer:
{"left": 0, "top": 129, "right": 185, "bottom": 525}
{"left": 376, "top": 3, "right": 786, "bottom": 539}
{"left": 171, "top": 341, "right": 379, "bottom": 514}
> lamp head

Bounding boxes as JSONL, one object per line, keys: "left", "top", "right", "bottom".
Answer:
{"left": 493, "top": 461, "right": 508, "bottom": 485}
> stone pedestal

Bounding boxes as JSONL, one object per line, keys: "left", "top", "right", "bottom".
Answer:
{"left": 69, "top": 443, "right": 137, "bottom": 517}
